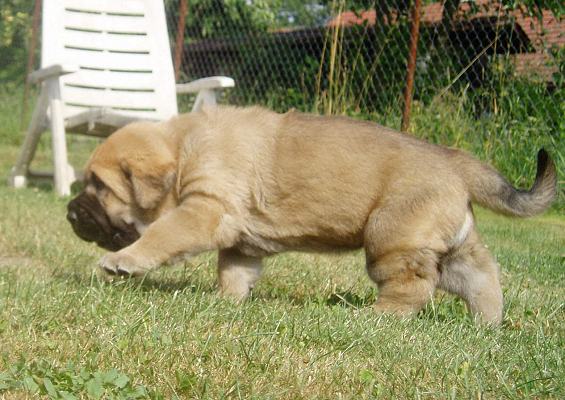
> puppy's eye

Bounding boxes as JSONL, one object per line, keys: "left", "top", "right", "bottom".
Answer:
{"left": 91, "top": 173, "right": 105, "bottom": 191}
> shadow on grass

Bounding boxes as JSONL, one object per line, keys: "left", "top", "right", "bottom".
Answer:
{"left": 25, "top": 179, "right": 85, "bottom": 195}
{"left": 54, "top": 267, "right": 473, "bottom": 325}
{"left": 53, "top": 267, "right": 216, "bottom": 296}
{"left": 133, "top": 275, "right": 216, "bottom": 295}
{"left": 253, "top": 288, "right": 377, "bottom": 309}
{"left": 325, "top": 291, "right": 376, "bottom": 308}
{"left": 26, "top": 181, "right": 54, "bottom": 193}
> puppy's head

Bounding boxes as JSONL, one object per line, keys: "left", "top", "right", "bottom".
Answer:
{"left": 67, "top": 122, "right": 177, "bottom": 251}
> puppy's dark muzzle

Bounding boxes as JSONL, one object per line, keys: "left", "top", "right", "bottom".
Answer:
{"left": 67, "top": 192, "right": 139, "bottom": 251}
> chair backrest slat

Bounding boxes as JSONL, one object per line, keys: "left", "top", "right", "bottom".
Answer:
{"left": 42, "top": 0, "right": 178, "bottom": 121}
{"left": 63, "top": 0, "right": 146, "bottom": 14}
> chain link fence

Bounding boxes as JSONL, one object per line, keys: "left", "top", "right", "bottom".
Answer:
{"left": 0, "top": 0, "right": 562, "bottom": 204}
{"left": 165, "top": 0, "right": 563, "bottom": 133}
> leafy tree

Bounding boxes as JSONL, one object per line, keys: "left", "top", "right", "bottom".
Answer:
{"left": 167, "top": 0, "right": 280, "bottom": 39}
{"left": 274, "top": 0, "right": 331, "bottom": 27}
{"left": 0, "top": 0, "right": 33, "bottom": 82}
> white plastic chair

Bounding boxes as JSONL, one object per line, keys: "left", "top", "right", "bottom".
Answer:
{"left": 9, "top": 0, "right": 234, "bottom": 196}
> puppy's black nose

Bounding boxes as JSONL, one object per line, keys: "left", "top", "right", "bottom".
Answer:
{"left": 67, "top": 210, "right": 78, "bottom": 223}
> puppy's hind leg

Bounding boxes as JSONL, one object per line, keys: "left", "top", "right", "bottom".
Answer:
{"left": 366, "top": 248, "right": 440, "bottom": 317}
{"left": 439, "top": 229, "right": 503, "bottom": 325}
{"left": 364, "top": 205, "right": 444, "bottom": 318}
{"left": 218, "top": 248, "right": 263, "bottom": 301}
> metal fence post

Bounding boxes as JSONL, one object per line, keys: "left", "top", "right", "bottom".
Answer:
{"left": 20, "top": 0, "right": 42, "bottom": 131}
{"left": 174, "top": 0, "right": 189, "bottom": 81}
{"left": 401, "top": 0, "right": 422, "bottom": 132}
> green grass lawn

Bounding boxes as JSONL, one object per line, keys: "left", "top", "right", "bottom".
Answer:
{"left": 0, "top": 139, "right": 564, "bottom": 399}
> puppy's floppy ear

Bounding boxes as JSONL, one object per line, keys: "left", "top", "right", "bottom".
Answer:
{"left": 121, "top": 154, "right": 176, "bottom": 210}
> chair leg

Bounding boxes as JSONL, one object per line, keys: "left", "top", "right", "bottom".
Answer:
{"left": 192, "top": 89, "right": 217, "bottom": 112}
{"left": 46, "top": 78, "right": 74, "bottom": 196}
{"left": 8, "top": 88, "right": 49, "bottom": 188}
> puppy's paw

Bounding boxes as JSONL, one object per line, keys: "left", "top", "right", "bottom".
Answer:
{"left": 98, "top": 251, "right": 153, "bottom": 277}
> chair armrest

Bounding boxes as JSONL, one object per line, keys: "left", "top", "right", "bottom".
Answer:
{"left": 176, "top": 76, "right": 235, "bottom": 94}
{"left": 28, "top": 64, "right": 79, "bottom": 84}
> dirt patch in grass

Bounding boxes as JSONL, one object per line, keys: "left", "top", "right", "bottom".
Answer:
{"left": 0, "top": 256, "right": 33, "bottom": 267}
{"left": 0, "top": 255, "right": 42, "bottom": 269}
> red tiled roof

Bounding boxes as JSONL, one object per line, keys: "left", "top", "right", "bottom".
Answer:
{"left": 328, "top": 1, "right": 563, "bottom": 50}
{"left": 515, "top": 9, "right": 563, "bottom": 50}
{"left": 327, "top": 1, "right": 563, "bottom": 81}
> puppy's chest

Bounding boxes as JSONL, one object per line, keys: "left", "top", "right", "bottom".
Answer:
{"left": 232, "top": 221, "right": 298, "bottom": 257}
{"left": 233, "top": 220, "right": 364, "bottom": 258}
{"left": 234, "top": 235, "right": 285, "bottom": 258}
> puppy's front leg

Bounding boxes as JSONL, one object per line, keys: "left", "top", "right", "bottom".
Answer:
{"left": 99, "top": 194, "right": 238, "bottom": 277}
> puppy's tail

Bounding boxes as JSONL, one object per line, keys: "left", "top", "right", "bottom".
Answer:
{"left": 455, "top": 149, "right": 557, "bottom": 217}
